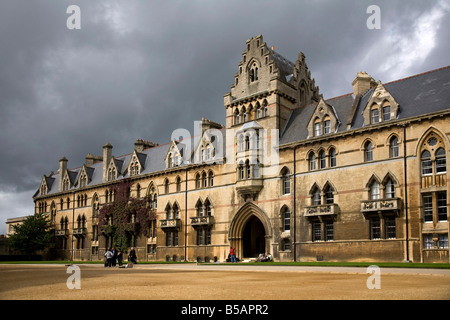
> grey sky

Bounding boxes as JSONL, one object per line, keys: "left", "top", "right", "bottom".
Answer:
{"left": 1, "top": 0, "right": 449, "bottom": 234}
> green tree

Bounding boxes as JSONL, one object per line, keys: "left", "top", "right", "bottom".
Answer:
{"left": 8, "top": 212, "right": 53, "bottom": 258}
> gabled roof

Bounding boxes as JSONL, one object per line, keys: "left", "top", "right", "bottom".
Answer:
{"left": 280, "top": 66, "right": 450, "bottom": 146}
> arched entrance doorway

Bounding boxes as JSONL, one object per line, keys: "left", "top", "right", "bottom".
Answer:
{"left": 243, "top": 215, "right": 266, "bottom": 257}
{"left": 229, "top": 202, "right": 271, "bottom": 259}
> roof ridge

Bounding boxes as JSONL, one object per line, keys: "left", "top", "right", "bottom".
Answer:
{"left": 383, "top": 65, "right": 450, "bottom": 86}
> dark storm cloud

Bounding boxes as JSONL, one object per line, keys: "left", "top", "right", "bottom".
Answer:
{"left": 0, "top": 0, "right": 449, "bottom": 232}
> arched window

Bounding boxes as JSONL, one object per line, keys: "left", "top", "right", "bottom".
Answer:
{"left": 239, "top": 162, "right": 245, "bottom": 180}
{"left": 242, "top": 107, "right": 247, "bottom": 122}
{"left": 173, "top": 203, "right": 179, "bottom": 219}
{"left": 164, "top": 179, "right": 169, "bottom": 194}
{"left": 208, "top": 171, "right": 214, "bottom": 187}
{"left": 176, "top": 177, "right": 181, "bottom": 192}
{"left": 282, "top": 168, "right": 290, "bottom": 194}
{"left": 421, "top": 150, "right": 432, "bottom": 175}
{"left": 365, "top": 141, "right": 373, "bottom": 162}
{"left": 245, "top": 160, "right": 251, "bottom": 179}
{"left": 319, "top": 150, "right": 326, "bottom": 169}
{"left": 205, "top": 199, "right": 212, "bottom": 216}
{"left": 195, "top": 173, "right": 201, "bottom": 189}
{"left": 390, "top": 136, "right": 399, "bottom": 158}
{"left": 235, "top": 109, "right": 240, "bottom": 125}
{"left": 370, "top": 181, "right": 380, "bottom": 200}
{"left": 256, "top": 103, "right": 262, "bottom": 118}
{"left": 324, "top": 185, "right": 334, "bottom": 204}
{"left": 165, "top": 204, "right": 172, "bottom": 220}
{"left": 385, "top": 179, "right": 395, "bottom": 199}
{"left": 309, "top": 152, "right": 316, "bottom": 171}
{"left": 313, "top": 187, "right": 321, "bottom": 205}
{"left": 436, "top": 148, "right": 446, "bottom": 173}
{"left": 329, "top": 148, "right": 337, "bottom": 167}
{"left": 263, "top": 100, "right": 268, "bottom": 117}
{"left": 383, "top": 105, "right": 391, "bottom": 121}
{"left": 92, "top": 195, "right": 100, "bottom": 217}
{"left": 153, "top": 194, "right": 157, "bottom": 209}
{"left": 324, "top": 116, "right": 331, "bottom": 134}
{"left": 314, "top": 118, "right": 322, "bottom": 136}
{"left": 282, "top": 206, "right": 290, "bottom": 232}
{"left": 196, "top": 200, "right": 203, "bottom": 217}
{"left": 245, "top": 135, "right": 250, "bottom": 150}
{"left": 371, "top": 106, "right": 379, "bottom": 124}
{"left": 238, "top": 134, "right": 244, "bottom": 152}
{"left": 202, "top": 172, "right": 207, "bottom": 188}
{"left": 50, "top": 203, "right": 56, "bottom": 222}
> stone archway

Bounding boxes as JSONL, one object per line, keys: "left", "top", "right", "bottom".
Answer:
{"left": 228, "top": 202, "right": 271, "bottom": 259}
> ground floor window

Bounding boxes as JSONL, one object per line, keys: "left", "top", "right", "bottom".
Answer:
{"left": 76, "top": 237, "right": 85, "bottom": 249}
{"left": 147, "top": 244, "right": 157, "bottom": 254}
{"left": 370, "top": 217, "right": 381, "bottom": 240}
{"left": 165, "top": 231, "right": 178, "bottom": 246}
{"left": 424, "top": 234, "right": 434, "bottom": 249}
{"left": 149, "top": 220, "right": 157, "bottom": 238}
{"left": 438, "top": 234, "right": 449, "bottom": 249}
{"left": 311, "top": 220, "right": 334, "bottom": 242}
{"left": 424, "top": 233, "right": 449, "bottom": 249}
{"left": 281, "top": 238, "right": 291, "bottom": 251}
{"left": 197, "top": 228, "right": 211, "bottom": 245}
{"left": 369, "top": 215, "right": 396, "bottom": 240}
{"left": 325, "top": 220, "right": 334, "bottom": 241}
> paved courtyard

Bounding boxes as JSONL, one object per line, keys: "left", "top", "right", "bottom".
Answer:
{"left": 0, "top": 263, "right": 449, "bottom": 300}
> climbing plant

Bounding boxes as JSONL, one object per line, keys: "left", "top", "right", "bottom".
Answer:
{"left": 98, "top": 179, "right": 156, "bottom": 251}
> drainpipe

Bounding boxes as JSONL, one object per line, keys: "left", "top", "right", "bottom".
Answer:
{"left": 71, "top": 191, "right": 75, "bottom": 262}
{"left": 293, "top": 145, "right": 297, "bottom": 262}
{"left": 185, "top": 168, "right": 188, "bottom": 261}
{"left": 403, "top": 125, "right": 410, "bottom": 262}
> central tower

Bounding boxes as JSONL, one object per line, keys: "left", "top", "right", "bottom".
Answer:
{"left": 223, "top": 35, "right": 321, "bottom": 132}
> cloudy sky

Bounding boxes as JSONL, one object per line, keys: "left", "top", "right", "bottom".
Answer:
{"left": 0, "top": 0, "right": 449, "bottom": 234}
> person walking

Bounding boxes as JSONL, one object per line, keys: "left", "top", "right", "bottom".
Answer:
{"left": 111, "top": 247, "right": 117, "bottom": 267}
{"left": 229, "top": 246, "right": 236, "bottom": 263}
{"left": 117, "top": 248, "right": 123, "bottom": 267}
{"left": 128, "top": 247, "right": 137, "bottom": 264}
{"left": 105, "top": 248, "right": 113, "bottom": 267}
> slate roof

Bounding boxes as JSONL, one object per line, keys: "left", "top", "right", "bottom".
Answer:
{"left": 280, "top": 65, "right": 450, "bottom": 146}
{"left": 269, "top": 48, "right": 295, "bottom": 79}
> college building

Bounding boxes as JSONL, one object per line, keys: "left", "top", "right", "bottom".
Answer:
{"left": 31, "top": 35, "right": 450, "bottom": 263}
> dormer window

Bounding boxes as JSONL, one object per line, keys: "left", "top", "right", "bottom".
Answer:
{"left": 308, "top": 99, "right": 339, "bottom": 138}
{"left": 40, "top": 184, "right": 47, "bottom": 196}
{"left": 314, "top": 119, "right": 321, "bottom": 136}
{"left": 383, "top": 105, "right": 391, "bottom": 121}
{"left": 363, "top": 82, "right": 399, "bottom": 125}
{"left": 79, "top": 173, "right": 87, "bottom": 187}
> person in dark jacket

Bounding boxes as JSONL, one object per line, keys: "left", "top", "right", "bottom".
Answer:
{"left": 128, "top": 247, "right": 137, "bottom": 264}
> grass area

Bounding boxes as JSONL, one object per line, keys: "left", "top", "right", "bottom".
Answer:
{"left": 1, "top": 260, "right": 449, "bottom": 269}
{"left": 206, "top": 261, "right": 450, "bottom": 269}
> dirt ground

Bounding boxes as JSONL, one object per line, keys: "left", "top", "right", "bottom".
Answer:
{"left": 0, "top": 263, "right": 449, "bottom": 300}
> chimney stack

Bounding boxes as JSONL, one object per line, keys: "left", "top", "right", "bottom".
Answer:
{"left": 59, "top": 156, "right": 68, "bottom": 191}
{"left": 85, "top": 153, "right": 102, "bottom": 167}
{"left": 134, "top": 139, "right": 158, "bottom": 153}
{"left": 102, "top": 143, "right": 112, "bottom": 182}
{"left": 352, "top": 71, "right": 376, "bottom": 96}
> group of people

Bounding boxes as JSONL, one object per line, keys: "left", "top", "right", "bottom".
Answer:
{"left": 228, "top": 247, "right": 272, "bottom": 263}
{"left": 103, "top": 247, "right": 137, "bottom": 267}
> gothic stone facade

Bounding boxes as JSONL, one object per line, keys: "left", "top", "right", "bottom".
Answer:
{"left": 33, "top": 35, "right": 450, "bottom": 263}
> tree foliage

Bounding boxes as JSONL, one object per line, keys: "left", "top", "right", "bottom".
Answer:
{"left": 98, "top": 179, "right": 156, "bottom": 251}
{"left": 8, "top": 212, "right": 53, "bottom": 256}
